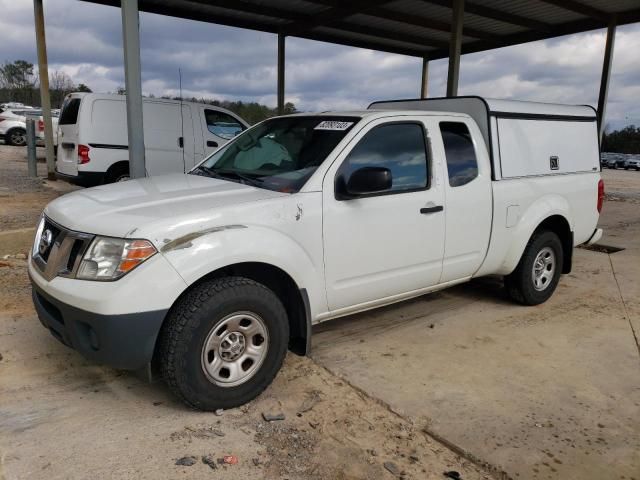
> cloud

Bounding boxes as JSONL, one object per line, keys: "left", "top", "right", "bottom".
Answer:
{"left": 0, "top": 0, "right": 638, "bottom": 129}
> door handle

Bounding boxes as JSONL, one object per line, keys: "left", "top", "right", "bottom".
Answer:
{"left": 420, "top": 206, "right": 443, "bottom": 214}
{"left": 207, "top": 140, "right": 218, "bottom": 148}
{"left": 178, "top": 136, "right": 184, "bottom": 148}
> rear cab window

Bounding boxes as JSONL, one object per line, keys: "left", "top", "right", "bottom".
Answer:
{"left": 439, "top": 122, "right": 478, "bottom": 187}
{"left": 59, "top": 98, "right": 81, "bottom": 125}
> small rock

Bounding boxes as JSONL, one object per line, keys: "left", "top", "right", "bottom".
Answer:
{"left": 202, "top": 455, "right": 217, "bottom": 469}
{"left": 252, "top": 458, "right": 260, "bottom": 466}
{"left": 384, "top": 461, "right": 401, "bottom": 476}
{"left": 368, "top": 449, "right": 379, "bottom": 457}
{"left": 152, "top": 401, "right": 162, "bottom": 406}
{"left": 223, "top": 455, "right": 238, "bottom": 465}
{"left": 409, "top": 454, "right": 419, "bottom": 463}
{"left": 215, "top": 408, "right": 224, "bottom": 416}
{"left": 2, "top": 254, "right": 12, "bottom": 260}
{"left": 443, "top": 471, "right": 461, "bottom": 479}
{"left": 262, "top": 412, "right": 285, "bottom": 422}
{"left": 429, "top": 324, "right": 434, "bottom": 329}
{"left": 597, "top": 423, "right": 605, "bottom": 428}
{"left": 15, "top": 253, "right": 27, "bottom": 260}
{"left": 175, "top": 456, "right": 197, "bottom": 466}
{"left": 0, "top": 352, "right": 3, "bottom": 361}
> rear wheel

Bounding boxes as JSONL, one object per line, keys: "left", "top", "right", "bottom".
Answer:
{"left": 106, "top": 163, "right": 130, "bottom": 183}
{"left": 505, "top": 231, "right": 563, "bottom": 306}
{"left": 6, "top": 128, "right": 26, "bottom": 146}
{"left": 157, "top": 276, "right": 289, "bottom": 410}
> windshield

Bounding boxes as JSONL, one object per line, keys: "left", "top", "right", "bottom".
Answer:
{"left": 191, "top": 116, "right": 359, "bottom": 193}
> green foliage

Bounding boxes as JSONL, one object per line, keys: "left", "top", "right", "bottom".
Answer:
{"left": 602, "top": 125, "right": 640, "bottom": 154}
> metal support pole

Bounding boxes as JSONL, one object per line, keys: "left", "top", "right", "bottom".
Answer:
{"left": 447, "top": 0, "right": 464, "bottom": 97}
{"left": 121, "top": 0, "right": 146, "bottom": 179}
{"left": 33, "top": 0, "right": 55, "bottom": 180}
{"left": 597, "top": 18, "right": 616, "bottom": 142}
{"left": 277, "top": 34, "right": 285, "bottom": 115}
{"left": 420, "top": 58, "right": 429, "bottom": 99}
{"left": 26, "top": 119, "right": 37, "bottom": 177}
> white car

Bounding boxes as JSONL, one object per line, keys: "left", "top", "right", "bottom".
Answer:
{"left": 30, "top": 97, "right": 603, "bottom": 410}
{"left": 55, "top": 93, "right": 249, "bottom": 185}
{"left": 0, "top": 108, "right": 28, "bottom": 146}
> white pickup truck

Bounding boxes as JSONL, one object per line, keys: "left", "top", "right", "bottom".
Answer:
{"left": 29, "top": 97, "right": 604, "bottom": 410}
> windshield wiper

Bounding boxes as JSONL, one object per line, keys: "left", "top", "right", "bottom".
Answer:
{"left": 209, "top": 168, "right": 264, "bottom": 187}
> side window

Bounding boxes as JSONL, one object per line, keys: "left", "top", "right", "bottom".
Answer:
{"left": 205, "top": 109, "right": 245, "bottom": 139}
{"left": 339, "top": 123, "right": 428, "bottom": 193}
{"left": 440, "top": 122, "right": 478, "bottom": 187}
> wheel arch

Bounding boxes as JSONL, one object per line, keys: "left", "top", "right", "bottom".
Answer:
{"left": 499, "top": 195, "right": 574, "bottom": 276}
{"left": 105, "top": 160, "right": 130, "bottom": 183}
{"left": 158, "top": 262, "right": 311, "bottom": 359}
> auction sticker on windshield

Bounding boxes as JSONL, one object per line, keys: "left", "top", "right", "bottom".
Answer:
{"left": 314, "top": 120, "right": 354, "bottom": 131}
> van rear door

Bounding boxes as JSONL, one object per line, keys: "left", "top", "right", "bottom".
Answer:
{"left": 56, "top": 95, "right": 83, "bottom": 177}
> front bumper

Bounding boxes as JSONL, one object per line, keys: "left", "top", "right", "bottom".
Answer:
{"left": 31, "top": 279, "right": 167, "bottom": 370}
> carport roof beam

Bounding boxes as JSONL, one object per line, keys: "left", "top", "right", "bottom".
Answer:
{"left": 82, "top": 0, "right": 640, "bottom": 60}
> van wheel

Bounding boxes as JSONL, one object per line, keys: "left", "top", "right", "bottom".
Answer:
{"left": 6, "top": 128, "right": 26, "bottom": 146}
{"left": 106, "top": 164, "right": 130, "bottom": 183}
{"left": 157, "top": 276, "right": 289, "bottom": 410}
{"left": 504, "top": 231, "right": 563, "bottom": 306}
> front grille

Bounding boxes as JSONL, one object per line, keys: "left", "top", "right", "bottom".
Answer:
{"left": 32, "top": 217, "right": 94, "bottom": 281}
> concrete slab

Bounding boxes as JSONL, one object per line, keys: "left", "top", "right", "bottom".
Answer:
{"left": 312, "top": 170, "right": 640, "bottom": 480}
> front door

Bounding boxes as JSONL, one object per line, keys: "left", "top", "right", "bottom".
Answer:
{"left": 322, "top": 118, "right": 446, "bottom": 312}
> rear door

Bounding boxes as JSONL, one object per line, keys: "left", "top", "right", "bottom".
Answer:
{"left": 56, "top": 95, "right": 83, "bottom": 176}
{"left": 433, "top": 118, "right": 492, "bottom": 282}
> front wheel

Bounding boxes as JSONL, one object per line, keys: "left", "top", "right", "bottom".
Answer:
{"left": 505, "top": 231, "right": 563, "bottom": 306}
{"left": 157, "top": 276, "right": 289, "bottom": 410}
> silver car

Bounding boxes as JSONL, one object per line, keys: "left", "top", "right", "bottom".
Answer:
{"left": 624, "top": 157, "right": 640, "bottom": 171}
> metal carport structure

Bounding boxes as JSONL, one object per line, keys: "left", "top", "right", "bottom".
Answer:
{"left": 33, "top": 0, "right": 640, "bottom": 179}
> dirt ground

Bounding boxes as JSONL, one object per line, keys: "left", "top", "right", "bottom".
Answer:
{"left": 1, "top": 145, "right": 638, "bottom": 480}
{"left": 0, "top": 147, "right": 488, "bottom": 479}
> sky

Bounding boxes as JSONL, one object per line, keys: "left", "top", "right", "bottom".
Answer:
{"left": 1, "top": 0, "right": 639, "bottom": 130}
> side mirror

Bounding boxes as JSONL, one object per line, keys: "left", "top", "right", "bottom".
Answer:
{"left": 337, "top": 166, "right": 392, "bottom": 199}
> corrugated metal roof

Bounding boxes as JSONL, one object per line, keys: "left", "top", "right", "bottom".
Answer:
{"left": 83, "top": 0, "right": 640, "bottom": 59}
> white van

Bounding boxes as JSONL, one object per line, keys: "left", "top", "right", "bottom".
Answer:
{"left": 55, "top": 93, "right": 249, "bottom": 185}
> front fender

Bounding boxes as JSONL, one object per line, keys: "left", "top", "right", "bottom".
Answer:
{"left": 160, "top": 225, "right": 327, "bottom": 318}
{"left": 499, "top": 194, "right": 572, "bottom": 275}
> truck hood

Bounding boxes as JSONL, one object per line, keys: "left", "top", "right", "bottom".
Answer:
{"left": 45, "top": 173, "right": 287, "bottom": 239}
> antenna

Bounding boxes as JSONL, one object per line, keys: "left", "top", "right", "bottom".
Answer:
{"left": 179, "top": 68, "right": 186, "bottom": 173}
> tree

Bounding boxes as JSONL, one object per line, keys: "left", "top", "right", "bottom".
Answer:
{"left": 0, "top": 60, "right": 37, "bottom": 89}
{"left": 0, "top": 60, "right": 38, "bottom": 105}
{"left": 49, "top": 70, "right": 75, "bottom": 108}
{"left": 76, "top": 83, "right": 92, "bottom": 93}
{"left": 602, "top": 125, "right": 640, "bottom": 154}
{"left": 282, "top": 102, "right": 297, "bottom": 115}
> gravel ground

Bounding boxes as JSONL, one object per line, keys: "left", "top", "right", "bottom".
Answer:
{"left": 0, "top": 144, "right": 491, "bottom": 480}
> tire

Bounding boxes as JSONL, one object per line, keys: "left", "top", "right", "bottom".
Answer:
{"left": 6, "top": 128, "right": 26, "bottom": 146}
{"left": 504, "top": 231, "right": 563, "bottom": 306}
{"left": 106, "top": 164, "right": 130, "bottom": 183}
{"left": 157, "top": 276, "right": 289, "bottom": 410}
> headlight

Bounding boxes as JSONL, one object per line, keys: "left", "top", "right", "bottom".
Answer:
{"left": 77, "top": 237, "right": 157, "bottom": 281}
